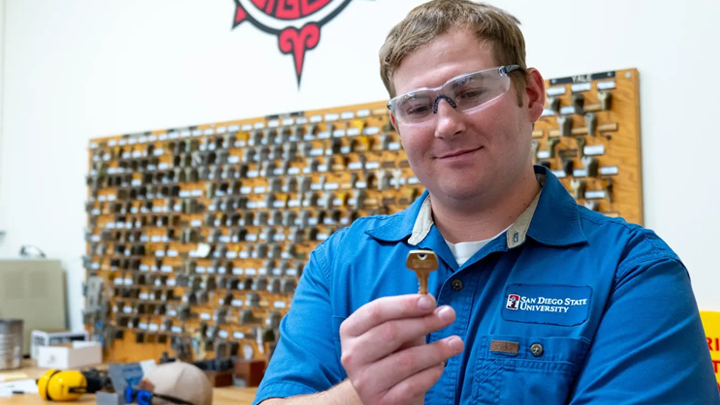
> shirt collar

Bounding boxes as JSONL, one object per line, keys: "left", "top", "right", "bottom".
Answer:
{"left": 365, "top": 165, "right": 587, "bottom": 248}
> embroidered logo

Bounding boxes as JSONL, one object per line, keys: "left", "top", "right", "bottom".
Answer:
{"left": 506, "top": 294, "right": 520, "bottom": 310}
{"left": 502, "top": 284, "right": 593, "bottom": 327}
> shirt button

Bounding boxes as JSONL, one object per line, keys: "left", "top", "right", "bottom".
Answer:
{"left": 530, "top": 343, "right": 544, "bottom": 357}
{"left": 451, "top": 279, "right": 463, "bottom": 291}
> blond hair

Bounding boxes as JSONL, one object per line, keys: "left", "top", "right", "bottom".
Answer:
{"left": 379, "top": 0, "right": 527, "bottom": 105}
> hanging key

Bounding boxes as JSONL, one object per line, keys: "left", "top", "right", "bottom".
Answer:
{"left": 278, "top": 127, "right": 291, "bottom": 144}
{"left": 270, "top": 209, "right": 282, "bottom": 226}
{"left": 258, "top": 146, "right": 270, "bottom": 162}
{"left": 406, "top": 250, "right": 439, "bottom": 295}
{"left": 292, "top": 124, "right": 305, "bottom": 140}
{"left": 604, "top": 178, "right": 613, "bottom": 203}
{"left": 547, "top": 137, "right": 560, "bottom": 158}
{"left": 570, "top": 179, "right": 586, "bottom": 199}
{"left": 217, "top": 149, "right": 229, "bottom": 165}
{"left": 598, "top": 90, "right": 612, "bottom": 111}
{"left": 250, "top": 130, "right": 262, "bottom": 146}
{"left": 269, "top": 243, "right": 282, "bottom": 259}
{"left": 285, "top": 176, "right": 298, "bottom": 193}
{"left": 304, "top": 191, "right": 319, "bottom": 207}
{"left": 315, "top": 210, "right": 327, "bottom": 225}
{"left": 264, "top": 192, "right": 275, "bottom": 209}
{"left": 308, "top": 158, "right": 320, "bottom": 173}
{"left": 283, "top": 142, "right": 297, "bottom": 162}
{"left": 223, "top": 133, "right": 236, "bottom": 149}
{"left": 584, "top": 112, "right": 598, "bottom": 136}
{"left": 262, "top": 227, "right": 276, "bottom": 243}
{"left": 299, "top": 210, "right": 312, "bottom": 229}
{"left": 321, "top": 191, "right": 333, "bottom": 211}
{"left": 354, "top": 189, "right": 366, "bottom": 209}
{"left": 283, "top": 210, "right": 297, "bottom": 228}
{"left": 584, "top": 200, "right": 599, "bottom": 211}
{"left": 261, "top": 161, "right": 275, "bottom": 178}
{"left": 558, "top": 115, "right": 573, "bottom": 137}
{"left": 264, "top": 128, "right": 276, "bottom": 145}
{"left": 581, "top": 156, "right": 599, "bottom": 177}
{"left": 298, "top": 176, "right": 311, "bottom": 193}
{"left": 300, "top": 142, "right": 312, "bottom": 158}
{"left": 571, "top": 93, "right": 585, "bottom": 115}
{"left": 547, "top": 97, "right": 561, "bottom": 113}
{"left": 329, "top": 138, "right": 342, "bottom": 155}
{"left": 562, "top": 158, "right": 574, "bottom": 177}
{"left": 576, "top": 136, "right": 587, "bottom": 157}
{"left": 281, "top": 278, "right": 297, "bottom": 293}
{"left": 270, "top": 144, "right": 282, "bottom": 160}
{"left": 280, "top": 159, "right": 291, "bottom": 175}
{"left": 377, "top": 169, "right": 391, "bottom": 191}
{"left": 256, "top": 211, "right": 269, "bottom": 226}
{"left": 379, "top": 134, "right": 391, "bottom": 150}
{"left": 392, "top": 168, "right": 404, "bottom": 190}
{"left": 243, "top": 147, "right": 256, "bottom": 163}
{"left": 269, "top": 177, "right": 282, "bottom": 193}
{"left": 268, "top": 278, "right": 282, "bottom": 294}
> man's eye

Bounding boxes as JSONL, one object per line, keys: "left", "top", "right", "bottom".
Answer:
{"left": 458, "top": 89, "right": 487, "bottom": 100}
{"left": 406, "top": 104, "right": 430, "bottom": 115}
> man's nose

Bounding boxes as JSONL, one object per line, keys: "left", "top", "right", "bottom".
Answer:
{"left": 434, "top": 98, "right": 466, "bottom": 139}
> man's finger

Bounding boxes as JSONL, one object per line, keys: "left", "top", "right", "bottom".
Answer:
{"left": 340, "top": 294, "right": 437, "bottom": 338}
{"left": 342, "top": 306, "right": 456, "bottom": 368}
{"left": 354, "top": 335, "right": 464, "bottom": 395}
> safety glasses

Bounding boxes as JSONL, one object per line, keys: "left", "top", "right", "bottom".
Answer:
{"left": 387, "top": 65, "right": 521, "bottom": 126}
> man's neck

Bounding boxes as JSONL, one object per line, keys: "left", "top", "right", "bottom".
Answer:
{"left": 430, "top": 166, "right": 541, "bottom": 244}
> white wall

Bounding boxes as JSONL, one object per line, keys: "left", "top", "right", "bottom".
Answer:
{"left": 1, "top": 0, "right": 719, "bottom": 330}
{"left": 0, "top": 0, "right": 4, "bottom": 222}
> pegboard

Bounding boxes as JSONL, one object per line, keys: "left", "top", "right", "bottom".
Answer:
{"left": 533, "top": 68, "right": 642, "bottom": 225}
{"left": 84, "top": 67, "right": 642, "bottom": 364}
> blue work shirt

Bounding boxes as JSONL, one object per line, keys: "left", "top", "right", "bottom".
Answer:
{"left": 254, "top": 166, "right": 719, "bottom": 404}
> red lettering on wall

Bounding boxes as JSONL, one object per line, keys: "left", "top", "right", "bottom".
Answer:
{"left": 713, "top": 360, "right": 720, "bottom": 374}
{"left": 251, "top": 0, "right": 267, "bottom": 9}
{"left": 276, "top": 0, "right": 301, "bottom": 19}
{"left": 302, "top": 0, "right": 332, "bottom": 15}
{"left": 264, "top": 0, "right": 278, "bottom": 14}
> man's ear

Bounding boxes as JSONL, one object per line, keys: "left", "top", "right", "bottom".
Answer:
{"left": 525, "top": 68, "right": 546, "bottom": 123}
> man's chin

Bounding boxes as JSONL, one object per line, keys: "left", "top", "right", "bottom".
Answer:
{"left": 430, "top": 182, "right": 486, "bottom": 203}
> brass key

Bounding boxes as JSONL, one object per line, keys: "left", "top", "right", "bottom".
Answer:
{"left": 598, "top": 91, "right": 612, "bottom": 111}
{"left": 406, "top": 250, "right": 439, "bottom": 295}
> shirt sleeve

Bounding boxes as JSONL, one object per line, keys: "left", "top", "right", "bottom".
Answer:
{"left": 253, "top": 234, "right": 346, "bottom": 405}
{"left": 568, "top": 256, "right": 720, "bottom": 404}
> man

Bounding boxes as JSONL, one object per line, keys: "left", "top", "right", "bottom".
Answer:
{"left": 254, "top": 1, "right": 719, "bottom": 404}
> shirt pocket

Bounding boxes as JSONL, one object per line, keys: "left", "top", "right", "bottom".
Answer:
{"left": 472, "top": 335, "right": 590, "bottom": 404}
{"left": 331, "top": 315, "right": 348, "bottom": 379}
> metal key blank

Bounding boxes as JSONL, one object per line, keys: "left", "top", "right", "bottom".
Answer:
{"left": 406, "top": 250, "right": 439, "bottom": 295}
{"left": 584, "top": 112, "right": 598, "bottom": 136}
{"left": 598, "top": 91, "right": 612, "bottom": 111}
{"left": 557, "top": 115, "right": 573, "bottom": 137}
{"left": 547, "top": 138, "right": 560, "bottom": 158}
{"left": 570, "top": 179, "right": 586, "bottom": 199}
{"left": 581, "top": 156, "right": 599, "bottom": 177}
{"left": 576, "top": 136, "right": 587, "bottom": 157}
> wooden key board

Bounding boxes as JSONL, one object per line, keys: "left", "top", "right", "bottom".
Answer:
{"left": 85, "top": 68, "right": 642, "bottom": 364}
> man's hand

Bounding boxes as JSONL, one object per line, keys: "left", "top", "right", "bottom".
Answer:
{"left": 339, "top": 294, "right": 464, "bottom": 405}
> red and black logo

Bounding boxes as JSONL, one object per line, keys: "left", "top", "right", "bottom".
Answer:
{"left": 232, "top": 0, "right": 359, "bottom": 87}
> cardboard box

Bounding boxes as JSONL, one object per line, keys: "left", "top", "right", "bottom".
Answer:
{"left": 31, "top": 330, "right": 88, "bottom": 360}
{"left": 37, "top": 341, "right": 102, "bottom": 369}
